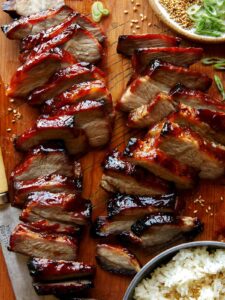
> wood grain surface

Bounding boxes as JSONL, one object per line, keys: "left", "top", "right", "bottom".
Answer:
{"left": 1, "top": 0, "right": 225, "bottom": 299}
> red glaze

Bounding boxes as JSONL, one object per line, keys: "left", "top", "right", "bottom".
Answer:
{"left": 20, "top": 191, "right": 91, "bottom": 225}
{"left": 6, "top": 49, "right": 66, "bottom": 98}
{"left": 42, "top": 80, "right": 111, "bottom": 114}
{"left": 27, "top": 63, "right": 105, "bottom": 105}
{"left": 28, "top": 257, "right": 96, "bottom": 281}
{"left": 148, "top": 60, "right": 212, "bottom": 92}
{"left": 1, "top": 6, "right": 73, "bottom": 40}
{"left": 117, "top": 34, "right": 181, "bottom": 56}
{"left": 132, "top": 47, "right": 204, "bottom": 73}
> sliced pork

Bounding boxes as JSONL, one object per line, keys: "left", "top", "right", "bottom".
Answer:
{"left": 127, "top": 93, "right": 176, "bottom": 128}
{"left": 20, "top": 191, "right": 91, "bottom": 226}
{"left": 117, "top": 34, "right": 181, "bottom": 57}
{"left": 101, "top": 150, "right": 171, "bottom": 196}
{"left": 96, "top": 244, "right": 141, "bottom": 276}
{"left": 28, "top": 258, "right": 95, "bottom": 281}
{"left": 132, "top": 47, "right": 203, "bottom": 73}
{"left": 8, "top": 223, "right": 78, "bottom": 260}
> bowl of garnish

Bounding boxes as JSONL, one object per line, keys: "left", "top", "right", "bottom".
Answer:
{"left": 123, "top": 241, "right": 225, "bottom": 300}
{"left": 149, "top": 0, "right": 225, "bottom": 43}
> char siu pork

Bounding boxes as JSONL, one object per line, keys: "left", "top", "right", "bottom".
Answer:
{"left": 33, "top": 279, "right": 93, "bottom": 296}
{"left": 43, "top": 80, "right": 112, "bottom": 115}
{"left": 127, "top": 93, "right": 176, "bottom": 128}
{"left": 101, "top": 149, "right": 171, "bottom": 196}
{"left": 13, "top": 174, "right": 81, "bottom": 207}
{"left": 120, "top": 214, "right": 203, "bottom": 247}
{"left": 150, "top": 121, "right": 225, "bottom": 179}
{"left": 117, "top": 34, "right": 181, "bottom": 57}
{"left": 2, "top": 0, "right": 65, "bottom": 18}
{"left": 123, "top": 138, "right": 197, "bottom": 189}
{"left": 132, "top": 47, "right": 203, "bottom": 73}
{"left": 11, "top": 144, "right": 77, "bottom": 181}
{"left": 27, "top": 63, "right": 104, "bottom": 105}
{"left": 107, "top": 193, "right": 178, "bottom": 221}
{"left": 96, "top": 244, "right": 141, "bottom": 276}
{"left": 20, "top": 191, "right": 91, "bottom": 225}
{"left": 9, "top": 223, "right": 78, "bottom": 260}
{"left": 28, "top": 258, "right": 95, "bottom": 281}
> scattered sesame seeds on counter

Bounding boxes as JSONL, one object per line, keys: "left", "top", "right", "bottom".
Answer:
{"left": 159, "top": 0, "right": 202, "bottom": 28}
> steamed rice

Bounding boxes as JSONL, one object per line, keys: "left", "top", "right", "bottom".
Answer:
{"left": 134, "top": 247, "right": 225, "bottom": 300}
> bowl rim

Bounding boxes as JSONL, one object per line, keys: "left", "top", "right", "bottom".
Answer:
{"left": 123, "top": 240, "right": 225, "bottom": 300}
{"left": 148, "top": 0, "right": 225, "bottom": 43}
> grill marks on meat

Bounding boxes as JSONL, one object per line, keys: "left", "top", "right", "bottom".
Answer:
{"left": 101, "top": 149, "right": 171, "bottom": 196}
{"left": 9, "top": 223, "right": 78, "bottom": 260}
{"left": 20, "top": 191, "right": 91, "bottom": 226}
{"left": 152, "top": 121, "right": 225, "bottom": 179}
{"left": 96, "top": 244, "right": 141, "bottom": 276}
{"left": 6, "top": 49, "right": 65, "bottom": 99}
{"left": 15, "top": 115, "right": 88, "bottom": 156}
{"left": 13, "top": 174, "right": 81, "bottom": 207}
{"left": 120, "top": 215, "right": 203, "bottom": 247}
{"left": 11, "top": 144, "right": 76, "bottom": 181}
{"left": 132, "top": 47, "right": 203, "bottom": 73}
{"left": 1, "top": 5, "right": 72, "bottom": 39}
{"left": 128, "top": 93, "right": 176, "bottom": 128}
{"left": 117, "top": 34, "right": 181, "bottom": 57}
{"left": 33, "top": 279, "right": 93, "bottom": 296}
{"left": 43, "top": 80, "right": 112, "bottom": 114}
{"left": 28, "top": 258, "right": 95, "bottom": 281}
{"left": 124, "top": 138, "right": 197, "bottom": 189}
{"left": 107, "top": 193, "right": 178, "bottom": 221}
{"left": 2, "top": 0, "right": 65, "bottom": 18}
{"left": 27, "top": 63, "right": 104, "bottom": 105}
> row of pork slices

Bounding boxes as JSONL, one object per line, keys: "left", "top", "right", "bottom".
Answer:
{"left": 2, "top": 3, "right": 114, "bottom": 299}
{"left": 92, "top": 33, "right": 225, "bottom": 271}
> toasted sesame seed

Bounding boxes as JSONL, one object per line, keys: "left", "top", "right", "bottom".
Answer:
{"left": 136, "top": 25, "right": 140, "bottom": 29}
{"left": 8, "top": 107, "right": 12, "bottom": 112}
{"left": 133, "top": 7, "right": 137, "bottom": 11}
{"left": 130, "top": 23, "right": 133, "bottom": 28}
{"left": 7, "top": 128, "right": 11, "bottom": 132}
{"left": 9, "top": 99, "right": 15, "bottom": 103}
{"left": 148, "top": 22, "right": 152, "bottom": 27}
{"left": 132, "top": 30, "right": 136, "bottom": 34}
{"left": 136, "top": 2, "right": 141, "bottom": 6}
{"left": 194, "top": 210, "right": 198, "bottom": 214}
{"left": 11, "top": 119, "right": 16, "bottom": 123}
{"left": 124, "top": 10, "right": 128, "bottom": 14}
{"left": 221, "top": 196, "right": 224, "bottom": 201}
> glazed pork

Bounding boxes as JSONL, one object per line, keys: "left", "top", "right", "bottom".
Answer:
{"left": 132, "top": 47, "right": 203, "bottom": 73}
{"left": 9, "top": 223, "right": 78, "bottom": 260}
{"left": 27, "top": 63, "right": 104, "bottom": 105}
{"left": 151, "top": 121, "right": 225, "bottom": 179}
{"left": 96, "top": 244, "right": 141, "bottom": 276}
{"left": 120, "top": 214, "right": 203, "bottom": 247}
{"left": 123, "top": 138, "right": 197, "bottom": 189}
{"left": 2, "top": 0, "right": 65, "bottom": 18}
{"left": 93, "top": 216, "right": 136, "bottom": 238}
{"left": 43, "top": 80, "right": 112, "bottom": 115}
{"left": 101, "top": 149, "right": 171, "bottom": 196}
{"left": 14, "top": 115, "right": 88, "bottom": 155}
{"left": 127, "top": 93, "right": 176, "bottom": 128}
{"left": 20, "top": 191, "right": 91, "bottom": 226}
{"left": 171, "top": 104, "right": 225, "bottom": 146}
{"left": 21, "top": 23, "right": 102, "bottom": 64}
{"left": 33, "top": 280, "right": 93, "bottom": 296}
{"left": 28, "top": 258, "right": 95, "bottom": 281}
{"left": 6, "top": 49, "right": 67, "bottom": 99}
{"left": 11, "top": 144, "right": 77, "bottom": 181}
{"left": 107, "top": 193, "right": 178, "bottom": 221}
{"left": 117, "top": 34, "right": 181, "bottom": 57}
{"left": 13, "top": 174, "right": 81, "bottom": 207}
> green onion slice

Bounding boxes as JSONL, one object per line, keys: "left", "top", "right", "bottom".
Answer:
{"left": 214, "top": 63, "right": 225, "bottom": 70}
{"left": 214, "top": 75, "right": 225, "bottom": 100}
{"left": 91, "top": 1, "right": 109, "bottom": 22}
{"left": 201, "top": 57, "right": 225, "bottom": 65}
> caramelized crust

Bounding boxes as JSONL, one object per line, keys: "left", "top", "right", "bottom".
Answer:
{"left": 28, "top": 257, "right": 96, "bottom": 281}
{"left": 27, "top": 63, "right": 105, "bottom": 105}
{"left": 132, "top": 47, "right": 203, "bottom": 73}
{"left": 117, "top": 34, "right": 181, "bottom": 57}
{"left": 101, "top": 149, "right": 171, "bottom": 196}
{"left": 9, "top": 223, "right": 78, "bottom": 260}
{"left": 96, "top": 244, "right": 141, "bottom": 276}
{"left": 20, "top": 191, "right": 91, "bottom": 225}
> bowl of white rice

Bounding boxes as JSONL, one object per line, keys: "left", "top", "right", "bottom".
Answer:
{"left": 123, "top": 241, "right": 225, "bottom": 300}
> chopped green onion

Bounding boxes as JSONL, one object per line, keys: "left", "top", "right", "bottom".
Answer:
{"left": 91, "top": 1, "right": 109, "bottom": 23}
{"left": 201, "top": 57, "right": 225, "bottom": 65}
{"left": 214, "top": 75, "right": 225, "bottom": 100}
{"left": 214, "top": 63, "right": 225, "bottom": 70}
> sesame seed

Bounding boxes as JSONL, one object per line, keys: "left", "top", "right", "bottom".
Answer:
{"left": 136, "top": 25, "right": 140, "bottom": 29}
{"left": 148, "top": 22, "right": 152, "bottom": 27}
{"left": 9, "top": 99, "right": 14, "bottom": 103}
{"left": 8, "top": 107, "right": 12, "bottom": 112}
{"left": 130, "top": 23, "right": 133, "bottom": 28}
{"left": 221, "top": 196, "right": 224, "bottom": 201}
{"left": 7, "top": 128, "right": 11, "bottom": 132}
{"left": 133, "top": 7, "right": 137, "bottom": 11}
{"left": 132, "top": 30, "right": 136, "bottom": 34}
{"left": 194, "top": 210, "right": 198, "bottom": 214}
{"left": 136, "top": 2, "right": 141, "bottom": 6}
{"left": 11, "top": 120, "right": 16, "bottom": 123}
{"left": 124, "top": 10, "right": 128, "bottom": 14}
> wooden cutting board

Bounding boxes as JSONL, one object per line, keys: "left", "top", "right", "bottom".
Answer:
{"left": 1, "top": 0, "right": 225, "bottom": 299}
